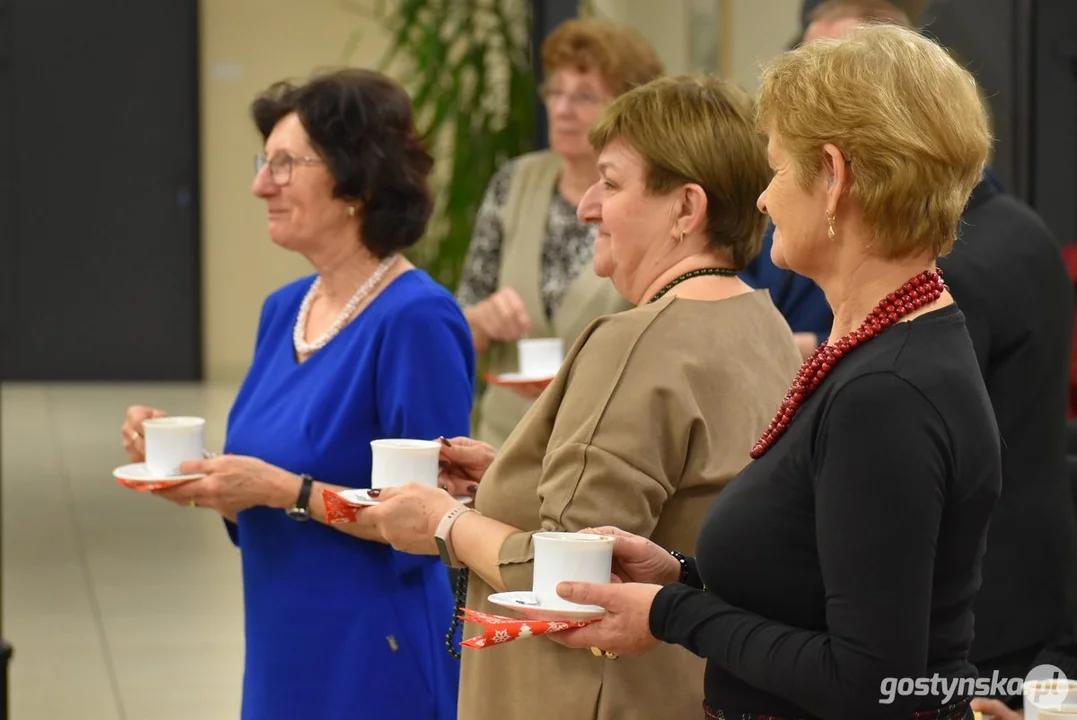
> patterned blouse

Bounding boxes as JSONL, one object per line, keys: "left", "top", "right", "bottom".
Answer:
{"left": 455, "top": 159, "right": 597, "bottom": 321}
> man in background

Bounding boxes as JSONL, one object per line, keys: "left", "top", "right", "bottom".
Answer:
{"left": 799, "top": 0, "right": 927, "bottom": 28}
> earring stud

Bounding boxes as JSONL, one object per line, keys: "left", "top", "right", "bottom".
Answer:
{"left": 827, "top": 213, "right": 836, "bottom": 241}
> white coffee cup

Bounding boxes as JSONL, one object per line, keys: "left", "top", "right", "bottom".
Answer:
{"left": 143, "top": 417, "right": 206, "bottom": 477}
{"left": 1033, "top": 710, "right": 1077, "bottom": 719}
{"left": 370, "top": 439, "right": 441, "bottom": 489}
{"left": 517, "top": 338, "right": 563, "bottom": 378}
{"left": 532, "top": 531, "right": 613, "bottom": 609}
{"left": 1025, "top": 677, "right": 1077, "bottom": 719}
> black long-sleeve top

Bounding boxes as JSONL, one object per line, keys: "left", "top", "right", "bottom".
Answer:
{"left": 1034, "top": 628, "right": 1077, "bottom": 682}
{"left": 650, "top": 304, "right": 1003, "bottom": 720}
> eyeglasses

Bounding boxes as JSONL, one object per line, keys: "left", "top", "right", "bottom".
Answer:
{"left": 539, "top": 83, "right": 607, "bottom": 109}
{"left": 255, "top": 152, "right": 325, "bottom": 186}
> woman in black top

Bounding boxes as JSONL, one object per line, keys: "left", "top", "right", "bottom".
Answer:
{"left": 548, "top": 24, "right": 1002, "bottom": 720}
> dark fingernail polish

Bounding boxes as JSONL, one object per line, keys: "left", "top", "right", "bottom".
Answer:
{"left": 367, "top": 489, "right": 381, "bottom": 497}
{"left": 467, "top": 485, "right": 478, "bottom": 495}
{"left": 439, "top": 437, "right": 453, "bottom": 447}
{"left": 439, "top": 459, "right": 451, "bottom": 469}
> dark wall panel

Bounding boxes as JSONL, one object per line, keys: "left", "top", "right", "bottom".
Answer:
{"left": 0, "top": 0, "right": 200, "bottom": 380}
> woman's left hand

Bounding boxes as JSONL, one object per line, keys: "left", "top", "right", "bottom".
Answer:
{"left": 153, "top": 454, "right": 294, "bottom": 520}
{"left": 362, "top": 483, "right": 461, "bottom": 555}
{"left": 545, "top": 581, "right": 663, "bottom": 658}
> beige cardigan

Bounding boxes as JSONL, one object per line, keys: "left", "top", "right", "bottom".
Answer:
{"left": 477, "top": 150, "right": 631, "bottom": 449}
{"left": 458, "top": 291, "right": 803, "bottom": 720}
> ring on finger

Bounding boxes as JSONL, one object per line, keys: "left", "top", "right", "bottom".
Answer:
{"left": 188, "top": 498, "right": 197, "bottom": 508}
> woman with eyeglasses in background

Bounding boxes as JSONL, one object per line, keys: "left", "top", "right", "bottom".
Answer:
{"left": 455, "top": 18, "right": 663, "bottom": 448}
{"left": 120, "top": 69, "right": 474, "bottom": 719}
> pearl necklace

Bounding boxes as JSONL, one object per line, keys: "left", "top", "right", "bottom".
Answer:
{"left": 293, "top": 254, "right": 398, "bottom": 356}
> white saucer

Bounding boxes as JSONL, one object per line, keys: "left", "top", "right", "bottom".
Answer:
{"left": 487, "top": 591, "right": 606, "bottom": 621}
{"left": 486, "top": 372, "right": 556, "bottom": 386}
{"left": 113, "top": 462, "right": 205, "bottom": 484}
{"left": 336, "top": 488, "right": 474, "bottom": 507}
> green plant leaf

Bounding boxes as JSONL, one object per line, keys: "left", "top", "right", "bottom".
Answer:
{"left": 365, "top": 0, "right": 537, "bottom": 293}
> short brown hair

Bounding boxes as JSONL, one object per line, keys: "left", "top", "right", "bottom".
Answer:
{"left": 251, "top": 69, "right": 434, "bottom": 258}
{"left": 541, "top": 19, "right": 663, "bottom": 96}
{"left": 809, "top": 0, "right": 912, "bottom": 26}
{"left": 589, "top": 75, "right": 771, "bottom": 269}
{"left": 757, "top": 24, "right": 991, "bottom": 259}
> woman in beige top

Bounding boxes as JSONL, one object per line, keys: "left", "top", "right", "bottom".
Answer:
{"left": 456, "top": 18, "right": 663, "bottom": 448}
{"left": 363, "top": 75, "right": 803, "bottom": 720}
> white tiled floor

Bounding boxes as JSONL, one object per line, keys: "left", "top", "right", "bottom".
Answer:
{"left": 2, "top": 382, "right": 246, "bottom": 719}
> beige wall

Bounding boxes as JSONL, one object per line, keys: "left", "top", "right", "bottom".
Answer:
{"left": 591, "top": 0, "right": 692, "bottom": 74}
{"left": 591, "top": 0, "right": 800, "bottom": 93}
{"left": 199, "top": 0, "right": 392, "bottom": 381}
{"left": 727, "top": 0, "right": 801, "bottom": 94}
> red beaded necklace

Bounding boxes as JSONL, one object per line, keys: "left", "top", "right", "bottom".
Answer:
{"left": 750, "top": 268, "right": 946, "bottom": 459}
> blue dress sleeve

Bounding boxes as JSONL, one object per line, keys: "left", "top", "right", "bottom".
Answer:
{"left": 374, "top": 291, "right": 476, "bottom": 575}
{"left": 223, "top": 292, "right": 282, "bottom": 548}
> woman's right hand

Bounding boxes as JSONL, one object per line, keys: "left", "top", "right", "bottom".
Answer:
{"left": 581, "top": 527, "right": 683, "bottom": 586}
{"left": 472, "top": 287, "right": 531, "bottom": 343}
{"left": 436, "top": 436, "right": 495, "bottom": 497}
{"left": 121, "top": 405, "right": 168, "bottom": 462}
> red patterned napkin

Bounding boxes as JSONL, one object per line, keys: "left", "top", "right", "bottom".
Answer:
{"left": 459, "top": 608, "right": 599, "bottom": 649}
{"left": 322, "top": 489, "right": 367, "bottom": 524}
{"left": 115, "top": 477, "right": 198, "bottom": 493}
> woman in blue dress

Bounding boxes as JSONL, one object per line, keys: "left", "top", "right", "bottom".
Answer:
{"left": 120, "top": 69, "right": 474, "bottom": 719}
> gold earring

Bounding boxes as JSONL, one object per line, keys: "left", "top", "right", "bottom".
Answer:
{"left": 348, "top": 206, "right": 356, "bottom": 217}
{"left": 827, "top": 213, "right": 836, "bottom": 241}
{"left": 679, "top": 229, "right": 685, "bottom": 243}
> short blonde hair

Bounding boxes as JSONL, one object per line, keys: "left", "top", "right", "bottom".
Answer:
{"left": 589, "top": 75, "right": 771, "bottom": 269}
{"left": 542, "top": 19, "right": 663, "bottom": 97}
{"left": 757, "top": 23, "right": 991, "bottom": 257}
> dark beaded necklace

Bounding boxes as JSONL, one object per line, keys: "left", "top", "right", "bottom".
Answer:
{"left": 445, "top": 568, "right": 468, "bottom": 659}
{"left": 750, "top": 268, "right": 946, "bottom": 459}
{"left": 647, "top": 267, "right": 739, "bottom": 304}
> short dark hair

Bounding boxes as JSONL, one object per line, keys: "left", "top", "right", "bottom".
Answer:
{"left": 251, "top": 69, "right": 434, "bottom": 258}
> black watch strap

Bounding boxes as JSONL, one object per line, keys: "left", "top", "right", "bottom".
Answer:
{"left": 287, "top": 474, "right": 314, "bottom": 521}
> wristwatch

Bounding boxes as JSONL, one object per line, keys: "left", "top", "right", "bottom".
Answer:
{"left": 435, "top": 505, "right": 474, "bottom": 568}
{"left": 286, "top": 474, "right": 314, "bottom": 522}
